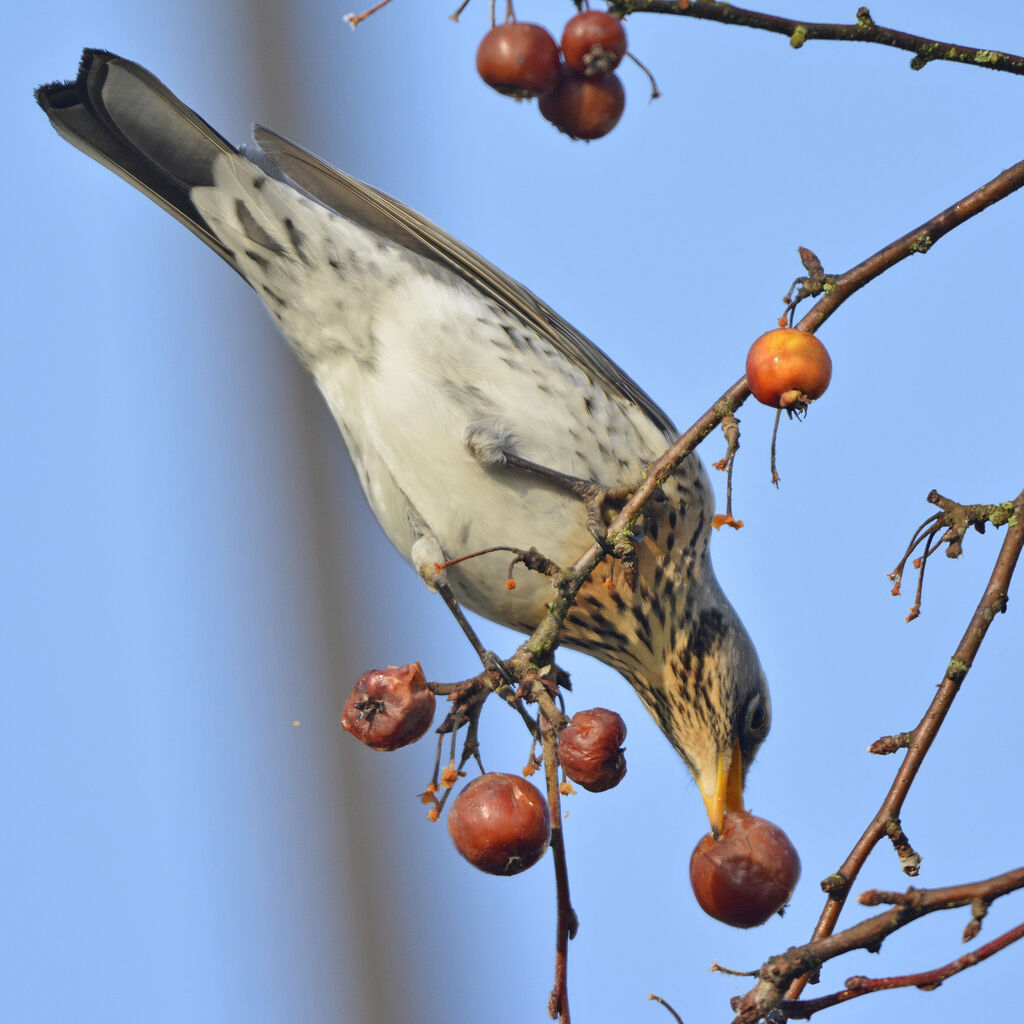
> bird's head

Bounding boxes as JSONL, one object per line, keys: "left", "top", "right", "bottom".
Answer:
{"left": 630, "top": 597, "right": 770, "bottom": 833}
{"left": 672, "top": 604, "right": 770, "bottom": 833}
{"left": 567, "top": 564, "right": 771, "bottom": 833}
{"left": 560, "top": 476, "right": 771, "bottom": 832}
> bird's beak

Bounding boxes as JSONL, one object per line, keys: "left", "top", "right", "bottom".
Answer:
{"left": 698, "top": 739, "right": 745, "bottom": 834}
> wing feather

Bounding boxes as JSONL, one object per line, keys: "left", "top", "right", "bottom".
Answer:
{"left": 252, "top": 125, "right": 676, "bottom": 437}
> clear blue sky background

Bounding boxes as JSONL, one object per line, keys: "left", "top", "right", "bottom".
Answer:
{"left": 6, "top": 2, "right": 1023, "bottom": 1022}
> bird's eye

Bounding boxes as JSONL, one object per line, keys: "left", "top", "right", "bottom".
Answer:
{"left": 744, "top": 694, "right": 771, "bottom": 737}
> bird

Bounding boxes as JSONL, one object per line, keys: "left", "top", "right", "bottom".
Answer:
{"left": 37, "top": 49, "right": 770, "bottom": 831}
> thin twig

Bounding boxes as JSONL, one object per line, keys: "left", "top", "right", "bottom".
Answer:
{"left": 712, "top": 415, "right": 741, "bottom": 518}
{"left": 769, "top": 408, "right": 782, "bottom": 486}
{"left": 648, "top": 992, "right": 686, "bottom": 1023}
{"left": 342, "top": 0, "right": 395, "bottom": 29}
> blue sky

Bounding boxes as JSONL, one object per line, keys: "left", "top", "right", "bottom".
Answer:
{"left": 7, "top": 2, "right": 1023, "bottom": 1022}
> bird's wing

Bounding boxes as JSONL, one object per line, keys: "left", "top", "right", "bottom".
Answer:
{"left": 252, "top": 125, "right": 677, "bottom": 437}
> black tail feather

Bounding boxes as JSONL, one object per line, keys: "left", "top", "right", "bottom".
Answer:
{"left": 36, "top": 49, "right": 240, "bottom": 270}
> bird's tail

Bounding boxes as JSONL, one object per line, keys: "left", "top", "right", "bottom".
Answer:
{"left": 36, "top": 49, "right": 241, "bottom": 272}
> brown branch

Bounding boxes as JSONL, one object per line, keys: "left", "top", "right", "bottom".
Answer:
{"left": 732, "top": 866, "right": 1024, "bottom": 1022}
{"left": 726, "top": 489, "right": 1024, "bottom": 1017}
{"left": 614, "top": 158, "right": 1024, "bottom": 545}
{"left": 538, "top": 694, "right": 576, "bottom": 1023}
{"left": 515, "top": 157, "right": 1024, "bottom": 676}
{"left": 780, "top": 919, "right": 1024, "bottom": 1019}
{"left": 793, "top": 162, "right": 1024, "bottom": 335}
{"left": 616, "top": 1, "right": 1024, "bottom": 76}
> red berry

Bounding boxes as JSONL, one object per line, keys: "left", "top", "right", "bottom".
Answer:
{"left": 558, "top": 708, "right": 627, "bottom": 792}
{"left": 340, "top": 663, "right": 435, "bottom": 751}
{"left": 689, "top": 811, "right": 801, "bottom": 928}
{"left": 447, "top": 773, "right": 551, "bottom": 875}
{"left": 745, "top": 328, "right": 832, "bottom": 409}
{"left": 561, "top": 11, "right": 627, "bottom": 77}
{"left": 539, "top": 68, "right": 625, "bottom": 140}
{"left": 476, "top": 23, "right": 560, "bottom": 99}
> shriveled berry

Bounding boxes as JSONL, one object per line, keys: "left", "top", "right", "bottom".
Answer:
{"left": 745, "top": 328, "right": 832, "bottom": 409}
{"left": 341, "top": 663, "right": 435, "bottom": 751}
{"left": 558, "top": 708, "right": 627, "bottom": 792}
{"left": 539, "top": 68, "right": 625, "bottom": 140}
{"left": 561, "top": 11, "right": 627, "bottom": 78}
{"left": 447, "top": 772, "right": 551, "bottom": 875}
{"left": 476, "top": 23, "right": 560, "bottom": 99}
{"left": 689, "top": 811, "right": 801, "bottom": 928}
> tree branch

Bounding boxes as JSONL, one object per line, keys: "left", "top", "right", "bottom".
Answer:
{"left": 780, "top": 918, "right": 1024, "bottom": 1018}
{"left": 794, "top": 160, "right": 1024, "bottom": 334}
{"left": 729, "top": 867, "right": 1024, "bottom": 1022}
{"left": 727, "top": 489, "right": 1024, "bottom": 1019}
{"left": 615, "top": 1, "right": 1024, "bottom": 76}
{"left": 537, "top": 689, "right": 576, "bottom": 1023}
{"left": 514, "top": 155, "right": 1024, "bottom": 678}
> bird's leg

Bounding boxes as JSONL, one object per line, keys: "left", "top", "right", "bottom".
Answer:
{"left": 433, "top": 583, "right": 548, "bottom": 737}
{"left": 432, "top": 578, "right": 520, "bottom": 696}
{"left": 463, "top": 419, "right": 645, "bottom": 589}
{"left": 509, "top": 452, "right": 652, "bottom": 583}
{"left": 501, "top": 451, "right": 648, "bottom": 589}
{"left": 463, "top": 419, "right": 625, "bottom": 550}
{"left": 408, "top": 513, "right": 519, "bottom": 692}
{"left": 492, "top": 447, "right": 631, "bottom": 551}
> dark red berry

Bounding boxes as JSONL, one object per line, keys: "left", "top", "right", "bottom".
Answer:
{"left": 447, "top": 773, "right": 551, "bottom": 876}
{"left": 689, "top": 811, "right": 801, "bottom": 928}
{"left": 561, "top": 11, "right": 627, "bottom": 78}
{"left": 539, "top": 68, "right": 625, "bottom": 140}
{"left": 341, "top": 663, "right": 435, "bottom": 751}
{"left": 476, "top": 23, "right": 561, "bottom": 98}
{"left": 558, "top": 708, "right": 627, "bottom": 792}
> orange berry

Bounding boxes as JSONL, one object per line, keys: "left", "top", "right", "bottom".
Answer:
{"left": 745, "top": 328, "right": 832, "bottom": 408}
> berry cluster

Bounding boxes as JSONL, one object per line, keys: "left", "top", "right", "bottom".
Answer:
{"left": 341, "top": 664, "right": 628, "bottom": 875}
{"left": 476, "top": 11, "right": 628, "bottom": 140}
{"left": 339, "top": 665, "right": 801, "bottom": 924}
